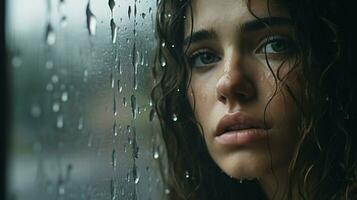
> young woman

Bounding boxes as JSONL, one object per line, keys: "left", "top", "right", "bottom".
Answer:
{"left": 152, "top": 0, "right": 357, "bottom": 199}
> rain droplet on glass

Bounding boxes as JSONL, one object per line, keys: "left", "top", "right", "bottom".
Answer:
{"left": 111, "top": 178, "right": 117, "bottom": 200}
{"left": 61, "top": 92, "right": 68, "bottom": 102}
{"left": 51, "top": 74, "right": 59, "bottom": 83}
{"left": 110, "top": 19, "right": 117, "bottom": 44}
{"left": 46, "top": 83, "right": 54, "bottom": 91}
{"left": 131, "top": 95, "right": 137, "bottom": 119}
{"left": 45, "top": 23, "right": 56, "bottom": 45}
{"left": 60, "top": 16, "right": 67, "bottom": 27}
{"left": 31, "top": 104, "right": 41, "bottom": 118}
{"left": 12, "top": 56, "right": 22, "bottom": 68}
{"left": 57, "top": 115, "right": 64, "bottom": 128}
{"left": 141, "top": 13, "right": 146, "bottom": 19}
{"left": 123, "top": 97, "right": 127, "bottom": 107}
{"left": 78, "top": 117, "right": 84, "bottom": 130}
{"left": 86, "top": 2, "right": 97, "bottom": 36}
{"left": 117, "top": 80, "right": 122, "bottom": 93}
{"left": 128, "top": 6, "right": 131, "bottom": 19}
{"left": 153, "top": 146, "right": 159, "bottom": 159}
{"left": 113, "top": 123, "right": 118, "bottom": 136}
{"left": 149, "top": 108, "right": 155, "bottom": 122}
{"left": 108, "top": 0, "right": 115, "bottom": 12}
{"left": 45, "top": 60, "right": 54, "bottom": 69}
{"left": 134, "top": 175, "right": 140, "bottom": 184}
{"left": 112, "top": 149, "right": 117, "bottom": 168}
{"left": 52, "top": 102, "right": 60, "bottom": 112}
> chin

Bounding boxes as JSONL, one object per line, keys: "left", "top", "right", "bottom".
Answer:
{"left": 211, "top": 147, "right": 272, "bottom": 180}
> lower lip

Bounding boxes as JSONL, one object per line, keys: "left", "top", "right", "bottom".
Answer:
{"left": 215, "top": 128, "right": 269, "bottom": 146}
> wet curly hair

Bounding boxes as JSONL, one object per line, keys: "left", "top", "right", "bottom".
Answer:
{"left": 151, "top": 0, "right": 357, "bottom": 199}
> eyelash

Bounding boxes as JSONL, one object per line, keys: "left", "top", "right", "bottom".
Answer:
{"left": 187, "top": 36, "right": 295, "bottom": 68}
{"left": 255, "top": 36, "right": 295, "bottom": 55}
{"left": 188, "top": 49, "right": 221, "bottom": 68}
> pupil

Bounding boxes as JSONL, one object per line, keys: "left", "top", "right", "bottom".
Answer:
{"left": 272, "top": 41, "right": 286, "bottom": 52}
{"left": 202, "top": 53, "right": 214, "bottom": 63}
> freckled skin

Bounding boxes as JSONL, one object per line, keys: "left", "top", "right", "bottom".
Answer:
{"left": 185, "top": 0, "right": 302, "bottom": 198}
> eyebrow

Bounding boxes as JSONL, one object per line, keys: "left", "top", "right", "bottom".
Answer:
{"left": 241, "top": 16, "right": 293, "bottom": 32}
{"left": 183, "top": 29, "right": 217, "bottom": 46}
{"left": 183, "top": 16, "right": 293, "bottom": 46}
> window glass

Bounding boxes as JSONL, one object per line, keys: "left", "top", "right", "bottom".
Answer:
{"left": 6, "top": 0, "right": 163, "bottom": 199}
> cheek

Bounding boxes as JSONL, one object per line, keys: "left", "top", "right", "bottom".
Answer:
{"left": 187, "top": 75, "right": 217, "bottom": 131}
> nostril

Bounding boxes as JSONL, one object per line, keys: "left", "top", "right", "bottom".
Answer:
{"left": 218, "top": 95, "right": 226, "bottom": 104}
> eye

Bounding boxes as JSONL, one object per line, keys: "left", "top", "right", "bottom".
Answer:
{"left": 256, "top": 36, "right": 295, "bottom": 55}
{"left": 188, "top": 49, "right": 221, "bottom": 68}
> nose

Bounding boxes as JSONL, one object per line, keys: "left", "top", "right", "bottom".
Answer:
{"left": 216, "top": 54, "right": 256, "bottom": 105}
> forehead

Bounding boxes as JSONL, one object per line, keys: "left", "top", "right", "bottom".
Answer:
{"left": 185, "top": 0, "right": 289, "bottom": 34}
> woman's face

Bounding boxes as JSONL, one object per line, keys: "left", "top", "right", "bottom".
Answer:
{"left": 184, "top": 0, "right": 302, "bottom": 180}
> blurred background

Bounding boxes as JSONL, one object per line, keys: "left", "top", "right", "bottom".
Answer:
{"left": 5, "top": 0, "right": 164, "bottom": 199}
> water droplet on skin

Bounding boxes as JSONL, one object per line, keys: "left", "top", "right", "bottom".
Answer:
{"left": 61, "top": 92, "right": 68, "bottom": 102}
{"left": 172, "top": 113, "right": 178, "bottom": 122}
{"left": 45, "top": 23, "right": 56, "bottom": 45}
{"left": 112, "top": 149, "right": 117, "bottom": 168}
{"left": 184, "top": 171, "right": 190, "bottom": 179}
{"left": 57, "top": 115, "right": 64, "bottom": 128}
{"left": 110, "top": 19, "right": 117, "bottom": 44}
{"left": 86, "top": 2, "right": 97, "bottom": 35}
{"left": 52, "top": 102, "right": 60, "bottom": 112}
{"left": 31, "top": 104, "right": 41, "bottom": 118}
{"left": 160, "top": 56, "right": 166, "bottom": 67}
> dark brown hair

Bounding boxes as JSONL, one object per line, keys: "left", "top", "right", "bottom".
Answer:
{"left": 151, "top": 0, "right": 357, "bottom": 199}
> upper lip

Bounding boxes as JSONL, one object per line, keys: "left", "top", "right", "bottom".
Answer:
{"left": 216, "top": 112, "right": 270, "bottom": 136}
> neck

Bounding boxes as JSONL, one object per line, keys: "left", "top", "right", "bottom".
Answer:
{"left": 259, "top": 167, "right": 296, "bottom": 200}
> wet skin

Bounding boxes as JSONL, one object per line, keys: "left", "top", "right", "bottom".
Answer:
{"left": 184, "top": 0, "right": 302, "bottom": 198}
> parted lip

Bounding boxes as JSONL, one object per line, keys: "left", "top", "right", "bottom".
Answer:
{"left": 216, "top": 112, "right": 270, "bottom": 136}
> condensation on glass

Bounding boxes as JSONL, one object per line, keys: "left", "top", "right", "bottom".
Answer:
{"left": 6, "top": 0, "right": 164, "bottom": 199}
